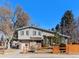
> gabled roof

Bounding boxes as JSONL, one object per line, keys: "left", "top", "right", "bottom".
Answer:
{"left": 57, "top": 32, "right": 70, "bottom": 38}
{"left": 16, "top": 26, "right": 70, "bottom": 38}
{"left": 16, "top": 26, "right": 54, "bottom": 34}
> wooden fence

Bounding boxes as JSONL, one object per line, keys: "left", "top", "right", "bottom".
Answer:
{"left": 52, "top": 44, "right": 79, "bottom": 54}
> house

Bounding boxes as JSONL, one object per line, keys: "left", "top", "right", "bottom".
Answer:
{"left": 0, "top": 31, "right": 7, "bottom": 47}
{"left": 0, "top": 31, "right": 6, "bottom": 41}
{"left": 16, "top": 26, "right": 70, "bottom": 51}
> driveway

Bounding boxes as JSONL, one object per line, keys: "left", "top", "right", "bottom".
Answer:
{"left": 0, "top": 49, "right": 79, "bottom": 58}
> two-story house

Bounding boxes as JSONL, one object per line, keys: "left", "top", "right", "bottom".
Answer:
{"left": 16, "top": 26, "right": 55, "bottom": 50}
{"left": 16, "top": 26, "right": 70, "bottom": 51}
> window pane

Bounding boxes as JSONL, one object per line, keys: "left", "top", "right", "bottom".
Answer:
{"left": 20, "top": 31, "right": 24, "bottom": 35}
{"left": 38, "top": 31, "right": 41, "bottom": 36}
{"left": 26, "top": 31, "right": 29, "bottom": 35}
{"left": 33, "top": 31, "right": 36, "bottom": 35}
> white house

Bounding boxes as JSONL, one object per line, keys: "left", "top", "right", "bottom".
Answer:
{"left": 16, "top": 26, "right": 70, "bottom": 51}
{"left": 0, "top": 31, "right": 8, "bottom": 48}
{"left": 0, "top": 31, "right": 6, "bottom": 41}
{"left": 16, "top": 26, "right": 55, "bottom": 50}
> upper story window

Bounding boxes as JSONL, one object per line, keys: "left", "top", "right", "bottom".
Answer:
{"left": 38, "top": 31, "right": 41, "bottom": 36}
{"left": 26, "top": 31, "right": 29, "bottom": 36}
{"left": 33, "top": 31, "right": 36, "bottom": 35}
{"left": 20, "top": 31, "right": 24, "bottom": 35}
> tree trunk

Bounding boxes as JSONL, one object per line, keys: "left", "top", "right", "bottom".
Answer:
{"left": 7, "top": 42, "right": 10, "bottom": 49}
{"left": 7, "top": 40, "right": 11, "bottom": 49}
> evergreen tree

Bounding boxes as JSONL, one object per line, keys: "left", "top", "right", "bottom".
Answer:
{"left": 55, "top": 24, "right": 60, "bottom": 32}
{"left": 51, "top": 28, "right": 54, "bottom": 31}
{"left": 60, "top": 10, "right": 75, "bottom": 43}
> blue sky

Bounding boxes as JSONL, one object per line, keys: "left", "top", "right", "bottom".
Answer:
{"left": 0, "top": 0, "right": 79, "bottom": 29}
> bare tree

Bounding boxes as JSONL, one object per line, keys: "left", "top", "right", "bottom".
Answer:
{"left": 12, "top": 6, "right": 29, "bottom": 41}
{"left": 14, "top": 6, "right": 29, "bottom": 28}
{"left": 0, "top": 5, "right": 29, "bottom": 49}
{"left": 0, "top": 7, "right": 14, "bottom": 49}
{"left": 75, "top": 17, "right": 79, "bottom": 43}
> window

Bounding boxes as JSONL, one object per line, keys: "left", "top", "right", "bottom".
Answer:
{"left": 20, "top": 31, "right": 24, "bottom": 35}
{"left": 33, "top": 31, "right": 36, "bottom": 35}
{"left": 26, "top": 31, "right": 29, "bottom": 35}
{"left": 38, "top": 31, "right": 41, "bottom": 36}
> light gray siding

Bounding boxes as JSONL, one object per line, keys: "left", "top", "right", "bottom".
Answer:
{"left": 18, "top": 28, "right": 54, "bottom": 40}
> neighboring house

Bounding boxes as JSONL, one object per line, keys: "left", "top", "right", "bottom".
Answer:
{"left": 0, "top": 31, "right": 7, "bottom": 47}
{"left": 16, "top": 26, "right": 70, "bottom": 51}
{"left": 0, "top": 31, "right": 6, "bottom": 41}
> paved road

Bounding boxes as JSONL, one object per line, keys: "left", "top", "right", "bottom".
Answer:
{"left": 0, "top": 49, "right": 79, "bottom": 58}
{"left": 1, "top": 53, "right": 79, "bottom": 58}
